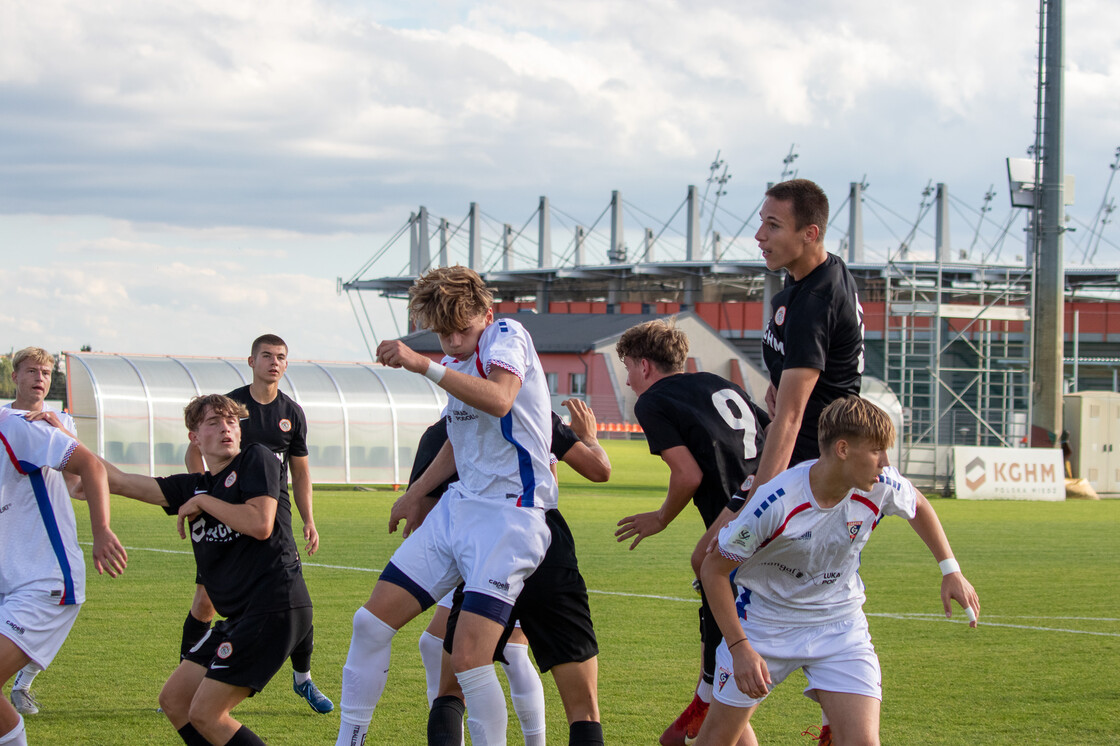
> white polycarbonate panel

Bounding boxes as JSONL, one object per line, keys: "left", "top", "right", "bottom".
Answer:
{"left": 64, "top": 352, "right": 447, "bottom": 484}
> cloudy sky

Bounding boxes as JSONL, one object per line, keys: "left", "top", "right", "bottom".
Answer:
{"left": 3, "top": 0, "right": 1118, "bottom": 362}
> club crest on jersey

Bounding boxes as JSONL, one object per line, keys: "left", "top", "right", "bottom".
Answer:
{"left": 847, "top": 521, "right": 863, "bottom": 543}
{"left": 217, "top": 642, "right": 233, "bottom": 659}
{"left": 717, "top": 667, "right": 731, "bottom": 691}
{"left": 774, "top": 306, "right": 787, "bottom": 325}
{"left": 224, "top": 471, "right": 238, "bottom": 488}
{"left": 278, "top": 418, "right": 292, "bottom": 432}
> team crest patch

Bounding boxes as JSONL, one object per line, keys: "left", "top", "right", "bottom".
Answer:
{"left": 217, "top": 642, "right": 233, "bottom": 659}
{"left": 278, "top": 418, "right": 292, "bottom": 432}
{"left": 847, "top": 521, "right": 863, "bottom": 543}
{"left": 774, "top": 306, "right": 787, "bottom": 325}
{"left": 717, "top": 667, "right": 732, "bottom": 691}
{"left": 225, "top": 471, "right": 238, "bottom": 488}
{"left": 742, "top": 475, "right": 754, "bottom": 490}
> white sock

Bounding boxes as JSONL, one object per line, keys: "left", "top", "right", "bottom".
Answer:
{"left": 12, "top": 664, "right": 41, "bottom": 691}
{"left": 336, "top": 607, "right": 396, "bottom": 746}
{"left": 696, "top": 680, "right": 713, "bottom": 704}
{"left": 0, "top": 716, "right": 27, "bottom": 746}
{"left": 457, "top": 664, "right": 508, "bottom": 746}
{"left": 501, "top": 643, "right": 546, "bottom": 745}
{"left": 419, "top": 631, "right": 446, "bottom": 708}
{"left": 294, "top": 670, "right": 311, "bottom": 685}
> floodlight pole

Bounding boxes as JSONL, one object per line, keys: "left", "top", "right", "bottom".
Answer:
{"left": 1032, "top": 0, "right": 1066, "bottom": 447}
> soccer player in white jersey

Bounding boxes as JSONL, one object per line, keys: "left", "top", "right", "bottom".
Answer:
{"left": 0, "top": 405, "right": 127, "bottom": 746}
{"left": 695, "top": 397, "right": 980, "bottom": 746}
{"left": 4, "top": 347, "right": 84, "bottom": 716}
{"left": 336, "top": 266, "right": 556, "bottom": 746}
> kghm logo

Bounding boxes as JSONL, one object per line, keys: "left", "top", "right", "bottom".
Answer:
{"left": 965, "top": 456, "right": 986, "bottom": 491}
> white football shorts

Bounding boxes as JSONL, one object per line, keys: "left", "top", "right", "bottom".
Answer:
{"left": 388, "top": 485, "right": 551, "bottom": 611}
{"left": 0, "top": 589, "right": 82, "bottom": 669}
{"left": 713, "top": 613, "right": 882, "bottom": 708}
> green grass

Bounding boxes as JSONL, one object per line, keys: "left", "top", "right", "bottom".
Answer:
{"left": 12, "top": 439, "right": 1120, "bottom": 744}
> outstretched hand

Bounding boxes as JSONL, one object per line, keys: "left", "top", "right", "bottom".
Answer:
{"left": 376, "top": 340, "right": 430, "bottom": 374}
{"left": 615, "top": 510, "right": 667, "bottom": 550}
{"left": 563, "top": 398, "right": 598, "bottom": 440}
{"left": 389, "top": 490, "right": 437, "bottom": 537}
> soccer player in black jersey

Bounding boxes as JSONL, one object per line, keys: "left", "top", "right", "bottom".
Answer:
{"left": 183, "top": 334, "right": 331, "bottom": 714}
{"left": 395, "top": 398, "right": 610, "bottom": 746}
{"left": 104, "top": 394, "right": 313, "bottom": 746}
{"left": 701, "top": 180, "right": 864, "bottom": 745}
{"left": 614, "top": 318, "right": 767, "bottom": 746}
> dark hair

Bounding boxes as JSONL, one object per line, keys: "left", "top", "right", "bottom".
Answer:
{"left": 251, "top": 334, "right": 287, "bottom": 357}
{"left": 766, "top": 179, "right": 829, "bottom": 241}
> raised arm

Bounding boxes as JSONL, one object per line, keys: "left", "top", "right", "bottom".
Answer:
{"left": 615, "top": 445, "right": 701, "bottom": 549}
{"left": 560, "top": 398, "right": 611, "bottom": 483}
{"left": 64, "top": 446, "right": 127, "bottom": 578}
{"left": 101, "top": 457, "right": 169, "bottom": 506}
{"left": 907, "top": 491, "right": 981, "bottom": 627}
{"left": 376, "top": 339, "right": 521, "bottom": 417}
{"left": 289, "top": 455, "right": 318, "bottom": 554}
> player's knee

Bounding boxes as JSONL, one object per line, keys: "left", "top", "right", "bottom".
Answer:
{"left": 157, "top": 685, "right": 190, "bottom": 725}
{"left": 832, "top": 725, "right": 879, "bottom": 746}
{"left": 351, "top": 606, "right": 396, "bottom": 655}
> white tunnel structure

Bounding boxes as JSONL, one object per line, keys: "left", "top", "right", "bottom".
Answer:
{"left": 65, "top": 352, "right": 447, "bottom": 484}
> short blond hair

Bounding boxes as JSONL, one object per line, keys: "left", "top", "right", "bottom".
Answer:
{"left": 184, "top": 395, "right": 249, "bottom": 433}
{"left": 13, "top": 347, "right": 53, "bottom": 373}
{"left": 408, "top": 266, "right": 493, "bottom": 336}
{"left": 615, "top": 318, "right": 689, "bottom": 374}
{"left": 817, "top": 396, "right": 895, "bottom": 450}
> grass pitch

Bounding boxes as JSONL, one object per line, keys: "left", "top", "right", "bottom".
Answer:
{"left": 12, "top": 440, "right": 1120, "bottom": 744}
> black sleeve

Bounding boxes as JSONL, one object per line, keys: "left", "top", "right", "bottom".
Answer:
{"left": 288, "top": 403, "right": 309, "bottom": 459}
{"left": 155, "top": 472, "right": 204, "bottom": 516}
{"left": 635, "top": 392, "right": 685, "bottom": 456}
{"left": 239, "top": 444, "right": 282, "bottom": 502}
{"left": 781, "top": 291, "right": 832, "bottom": 372}
{"left": 550, "top": 413, "right": 580, "bottom": 461}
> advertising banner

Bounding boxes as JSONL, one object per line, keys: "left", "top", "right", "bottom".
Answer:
{"left": 952, "top": 446, "right": 1065, "bottom": 500}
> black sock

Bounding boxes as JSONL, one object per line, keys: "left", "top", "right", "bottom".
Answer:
{"left": 290, "top": 623, "right": 314, "bottom": 674}
{"left": 181, "top": 612, "right": 211, "bottom": 660}
{"left": 223, "top": 725, "right": 267, "bottom": 746}
{"left": 569, "top": 720, "right": 605, "bottom": 746}
{"left": 427, "top": 694, "right": 466, "bottom": 746}
{"left": 176, "top": 723, "right": 210, "bottom": 746}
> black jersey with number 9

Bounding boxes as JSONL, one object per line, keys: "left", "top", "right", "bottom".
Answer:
{"left": 634, "top": 372, "right": 768, "bottom": 527}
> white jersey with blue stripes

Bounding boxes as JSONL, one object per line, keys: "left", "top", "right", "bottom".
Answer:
{"left": 442, "top": 317, "right": 557, "bottom": 510}
{"left": 717, "top": 461, "right": 918, "bottom": 626}
{"left": 0, "top": 408, "right": 85, "bottom": 604}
